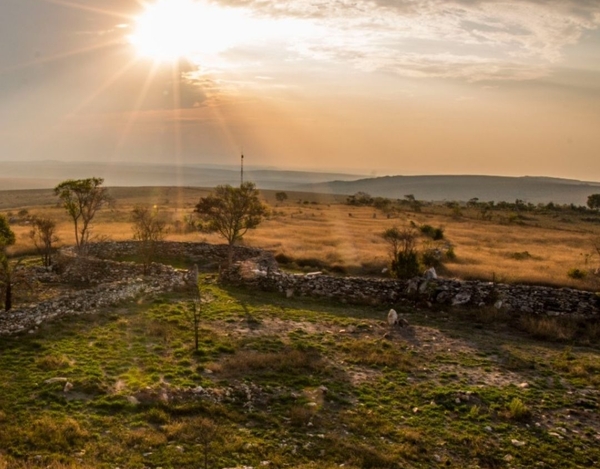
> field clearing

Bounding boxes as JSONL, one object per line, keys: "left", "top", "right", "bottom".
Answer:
{"left": 2, "top": 186, "right": 600, "bottom": 289}
{"left": 0, "top": 281, "right": 599, "bottom": 468}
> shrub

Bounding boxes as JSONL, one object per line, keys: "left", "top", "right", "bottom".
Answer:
{"left": 567, "top": 268, "right": 586, "bottom": 279}
{"left": 420, "top": 224, "right": 444, "bottom": 240}
{"left": 445, "top": 246, "right": 457, "bottom": 261}
{"left": 382, "top": 227, "right": 421, "bottom": 279}
{"left": 421, "top": 248, "right": 443, "bottom": 268}
{"left": 392, "top": 251, "right": 421, "bottom": 279}
{"left": 275, "top": 253, "right": 293, "bottom": 264}
{"left": 507, "top": 397, "right": 531, "bottom": 421}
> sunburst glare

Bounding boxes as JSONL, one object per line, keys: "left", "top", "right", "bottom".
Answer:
{"left": 129, "top": 0, "right": 250, "bottom": 63}
{"left": 128, "top": 0, "right": 319, "bottom": 65}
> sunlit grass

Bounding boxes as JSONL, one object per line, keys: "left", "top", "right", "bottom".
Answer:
{"left": 3, "top": 188, "right": 600, "bottom": 288}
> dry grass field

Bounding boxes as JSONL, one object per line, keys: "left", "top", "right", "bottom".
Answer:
{"left": 2, "top": 186, "right": 600, "bottom": 290}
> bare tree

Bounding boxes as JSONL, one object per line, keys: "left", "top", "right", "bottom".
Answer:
{"left": 131, "top": 205, "right": 168, "bottom": 273}
{"left": 29, "top": 217, "right": 59, "bottom": 268}
{"left": 54, "top": 177, "right": 111, "bottom": 252}
{"left": 0, "top": 215, "right": 17, "bottom": 311}
{"left": 194, "top": 182, "right": 267, "bottom": 266}
{"left": 0, "top": 258, "right": 32, "bottom": 312}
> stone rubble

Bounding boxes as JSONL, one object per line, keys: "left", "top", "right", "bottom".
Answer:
{"left": 0, "top": 242, "right": 276, "bottom": 336}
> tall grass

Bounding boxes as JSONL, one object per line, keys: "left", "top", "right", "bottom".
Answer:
{"left": 4, "top": 189, "right": 600, "bottom": 288}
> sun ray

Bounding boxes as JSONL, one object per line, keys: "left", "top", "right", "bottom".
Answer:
{"left": 113, "top": 60, "right": 162, "bottom": 161}
{"left": 170, "top": 60, "right": 185, "bottom": 190}
{"left": 25, "top": 58, "right": 141, "bottom": 167}
{"left": 40, "top": 0, "right": 134, "bottom": 21}
{"left": 0, "top": 39, "right": 123, "bottom": 75}
{"left": 65, "top": 58, "right": 140, "bottom": 119}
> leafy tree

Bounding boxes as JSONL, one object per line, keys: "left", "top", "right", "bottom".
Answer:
{"left": 404, "top": 194, "right": 422, "bottom": 212}
{"left": 347, "top": 191, "right": 373, "bottom": 206}
{"left": 275, "top": 191, "right": 288, "bottom": 203}
{"left": 54, "top": 178, "right": 111, "bottom": 251}
{"left": 194, "top": 182, "right": 267, "bottom": 266}
{"left": 587, "top": 194, "right": 600, "bottom": 210}
{"left": 373, "top": 197, "right": 392, "bottom": 211}
{"left": 382, "top": 227, "right": 420, "bottom": 279}
{"left": 131, "top": 205, "right": 168, "bottom": 273}
{"left": 29, "top": 217, "right": 59, "bottom": 268}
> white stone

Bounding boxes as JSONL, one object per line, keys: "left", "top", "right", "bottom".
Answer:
{"left": 387, "top": 309, "right": 398, "bottom": 326}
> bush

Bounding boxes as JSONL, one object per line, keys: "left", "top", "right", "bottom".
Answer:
{"left": 421, "top": 248, "right": 443, "bottom": 268}
{"left": 507, "top": 397, "right": 531, "bottom": 421}
{"left": 275, "top": 253, "right": 293, "bottom": 264}
{"left": 445, "top": 246, "right": 457, "bottom": 261}
{"left": 391, "top": 251, "right": 421, "bottom": 279}
{"left": 567, "top": 268, "right": 586, "bottom": 279}
{"left": 420, "top": 224, "right": 444, "bottom": 240}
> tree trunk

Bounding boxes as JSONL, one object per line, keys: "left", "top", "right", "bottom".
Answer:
{"left": 5, "top": 281, "right": 11, "bottom": 312}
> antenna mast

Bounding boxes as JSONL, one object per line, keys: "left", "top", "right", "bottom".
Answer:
{"left": 240, "top": 150, "right": 244, "bottom": 186}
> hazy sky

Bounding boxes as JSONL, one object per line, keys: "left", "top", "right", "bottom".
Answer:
{"left": 1, "top": 0, "right": 599, "bottom": 179}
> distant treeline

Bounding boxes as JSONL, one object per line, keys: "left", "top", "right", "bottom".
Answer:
{"left": 346, "top": 191, "right": 600, "bottom": 221}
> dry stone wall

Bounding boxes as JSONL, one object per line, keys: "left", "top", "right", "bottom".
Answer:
{"left": 2, "top": 240, "right": 598, "bottom": 336}
{"left": 84, "top": 241, "right": 267, "bottom": 269}
{"left": 225, "top": 260, "right": 600, "bottom": 318}
{"left": 0, "top": 241, "right": 271, "bottom": 336}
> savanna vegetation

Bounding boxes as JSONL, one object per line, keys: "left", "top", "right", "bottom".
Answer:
{"left": 2, "top": 186, "right": 600, "bottom": 290}
{"left": 1, "top": 184, "right": 600, "bottom": 468}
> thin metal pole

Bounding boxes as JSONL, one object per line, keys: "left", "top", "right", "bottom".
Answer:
{"left": 241, "top": 152, "right": 244, "bottom": 186}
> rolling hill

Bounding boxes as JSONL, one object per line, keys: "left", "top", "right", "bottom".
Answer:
{"left": 2, "top": 160, "right": 600, "bottom": 205}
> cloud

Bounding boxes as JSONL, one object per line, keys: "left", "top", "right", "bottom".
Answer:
{"left": 212, "top": 0, "right": 600, "bottom": 81}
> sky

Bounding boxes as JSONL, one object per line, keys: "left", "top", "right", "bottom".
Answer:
{"left": 1, "top": 0, "right": 599, "bottom": 180}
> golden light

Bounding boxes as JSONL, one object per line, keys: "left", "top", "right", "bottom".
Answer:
{"left": 129, "top": 0, "right": 253, "bottom": 63}
{"left": 129, "top": 0, "right": 321, "bottom": 65}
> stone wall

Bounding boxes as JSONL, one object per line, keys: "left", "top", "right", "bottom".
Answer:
{"left": 0, "top": 256, "right": 192, "bottom": 336}
{"left": 84, "top": 241, "right": 269, "bottom": 269}
{"left": 224, "top": 259, "right": 600, "bottom": 318}
{"left": 0, "top": 241, "right": 271, "bottom": 336}
{"left": 3, "top": 240, "right": 598, "bottom": 336}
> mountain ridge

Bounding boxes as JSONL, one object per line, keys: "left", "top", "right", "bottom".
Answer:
{"left": 2, "top": 161, "right": 599, "bottom": 205}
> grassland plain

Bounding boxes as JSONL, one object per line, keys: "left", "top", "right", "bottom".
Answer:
{"left": 3, "top": 187, "right": 600, "bottom": 290}
{"left": 0, "top": 279, "right": 599, "bottom": 468}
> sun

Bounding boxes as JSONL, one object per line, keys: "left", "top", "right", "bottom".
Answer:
{"left": 128, "top": 0, "right": 248, "bottom": 63}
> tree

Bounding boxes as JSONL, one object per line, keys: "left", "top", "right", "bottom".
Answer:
{"left": 29, "top": 217, "right": 59, "bottom": 268}
{"left": 382, "top": 226, "right": 420, "bottom": 279}
{"left": 131, "top": 205, "right": 168, "bottom": 273}
{"left": 347, "top": 191, "right": 373, "bottom": 206}
{"left": 587, "top": 194, "right": 600, "bottom": 210}
{"left": 0, "top": 258, "right": 30, "bottom": 312}
{"left": 275, "top": 191, "right": 288, "bottom": 203}
{"left": 54, "top": 178, "right": 111, "bottom": 251}
{"left": 194, "top": 182, "right": 267, "bottom": 266}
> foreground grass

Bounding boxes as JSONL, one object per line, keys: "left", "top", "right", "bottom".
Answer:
{"left": 1, "top": 280, "right": 599, "bottom": 468}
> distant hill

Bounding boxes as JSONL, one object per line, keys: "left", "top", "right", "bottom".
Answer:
{"left": 2, "top": 161, "right": 599, "bottom": 205}
{"left": 295, "top": 175, "right": 600, "bottom": 205}
{"left": 0, "top": 161, "right": 363, "bottom": 191}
